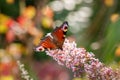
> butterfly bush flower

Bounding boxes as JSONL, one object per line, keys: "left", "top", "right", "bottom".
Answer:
{"left": 46, "top": 39, "right": 120, "bottom": 80}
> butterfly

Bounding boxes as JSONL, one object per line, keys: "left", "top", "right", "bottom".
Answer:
{"left": 35, "top": 21, "right": 69, "bottom": 52}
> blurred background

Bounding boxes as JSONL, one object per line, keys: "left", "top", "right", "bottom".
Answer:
{"left": 0, "top": 0, "right": 120, "bottom": 80}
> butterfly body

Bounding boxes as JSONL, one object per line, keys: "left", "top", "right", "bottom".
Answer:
{"left": 35, "top": 21, "right": 68, "bottom": 52}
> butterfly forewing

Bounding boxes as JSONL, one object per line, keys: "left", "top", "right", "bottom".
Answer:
{"left": 51, "top": 21, "right": 68, "bottom": 49}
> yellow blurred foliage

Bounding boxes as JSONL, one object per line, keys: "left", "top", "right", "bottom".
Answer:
{"left": 0, "top": 25, "right": 8, "bottom": 34}
{"left": 73, "top": 77, "right": 83, "bottom": 80}
{"left": 6, "top": 0, "right": 14, "bottom": 4}
{"left": 115, "top": 46, "right": 120, "bottom": 57}
{"left": 22, "top": 6, "right": 36, "bottom": 19}
{"left": 110, "top": 14, "right": 119, "bottom": 23}
{"left": 104, "top": 0, "right": 114, "bottom": 7}
{"left": 41, "top": 17, "right": 53, "bottom": 28}
{"left": 0, "top": 75, "right": 14, "bottom": 80}
{"left": 0, "top": 14, "right": 9, "bottom": 33}
{"left": 33, "top": 36, "right": 43, "bottom": 46}
{"left": 0, "top": 14, "right": 10, "bottom": 23}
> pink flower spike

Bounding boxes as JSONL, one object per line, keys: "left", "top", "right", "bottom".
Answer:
{"left": 46, "top": 39, "right": 120, "bottom": 80}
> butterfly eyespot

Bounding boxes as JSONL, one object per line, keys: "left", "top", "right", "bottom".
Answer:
{"left": 63, "top": 26, "right": 68, "bottom": 32}
{"left": 36, "top": 46, "right": 45, "bottom": 52}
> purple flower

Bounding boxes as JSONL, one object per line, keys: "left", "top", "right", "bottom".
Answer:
{"left": 46, "top": 39, "right": 120, "bottom": 80}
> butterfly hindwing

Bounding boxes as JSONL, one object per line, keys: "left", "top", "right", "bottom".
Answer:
{"left": 35, "top": 36, "right": 57, "bottom": 51}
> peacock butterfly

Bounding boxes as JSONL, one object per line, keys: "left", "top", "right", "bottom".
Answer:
{"left": 35, "top": 21, "right": 68, "bottom": 52}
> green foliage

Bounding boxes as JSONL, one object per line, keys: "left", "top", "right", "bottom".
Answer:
{"left": 33, "top": 51, "right": 51, "bottom": 61}
{"left": 0, "top": 0, "right": 20, "bottom": 18}
{"left": 102, "top": 18, "right": 120, "bottom": 63}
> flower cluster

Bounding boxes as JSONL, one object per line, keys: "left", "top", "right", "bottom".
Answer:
{"left": 46, "top": 39, "right": 120, "bottom": 80}
{"left": 17, "top": 60, "right": 33, "bottom": 80}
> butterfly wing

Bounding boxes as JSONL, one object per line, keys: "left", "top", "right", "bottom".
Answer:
{"left": 51, "top": 21, "right": 68, "bottom": 49}
{"left": 35, "top": 21, "right": 69, "bottom": 52}
{"left": 35, "top": 36, "right": 57, "bottom": 52}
